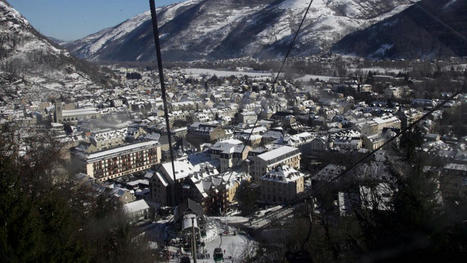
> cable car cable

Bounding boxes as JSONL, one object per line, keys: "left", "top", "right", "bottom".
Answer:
{"left": 149, "top": 0, "right": 178, "bottom": 206}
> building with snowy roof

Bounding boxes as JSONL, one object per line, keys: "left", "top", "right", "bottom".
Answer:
{"left": 88, "top": 128, "right": 128, "bottom": 151}
{"left": 152, "top": 158, "right": 215, "bottom": 206}
{"left": 239, "top": 111, "right": 257, "bottom": 124}
{"left": 260, "top": 166, "right": 305, "bottom": 204}
{"left": 356, "top": 115, "right": 401, "bottom": 136}
{"left": 186, "top": 169, "right": 250, "bottom": 215}
{"left": 72, "top": 140, "right": 161, "bottom": 182}
{"left": 123, "top": 199, "right": 150, "bottom": 223}
{"left": 109, "top": 187, "right": 136, "bottom": 204}
{"left": 329, "top": 129, "right": 362, "bottom": 151}
{"left": 174, "top": 199, "right": 205, "bottom": 242}
{"left": 313, "top": 164, "right": 346, "bottom": 183}
{"left": 187, "top": 121, "right": 226, "bottom": 145}
{"left": 284, "top": 132, "right": 315, "bottom": 147}
{"left": 250, "top": 145, "right": 301, "bottom": 179}
{"left": 209, "top": 139, "right": 251, "bottom": 171}
{"left": 57, "top": 106, "right": 100, "bottom": 123}
{"left": 151, "top": 154, "right": 251, "bottom": 213}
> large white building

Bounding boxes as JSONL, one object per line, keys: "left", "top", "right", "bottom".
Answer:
{"left": 55, "top": 101, "right": 100, "bottom": 123}
{"left": 356, "top": 115, "right": 401, "bottom": 136}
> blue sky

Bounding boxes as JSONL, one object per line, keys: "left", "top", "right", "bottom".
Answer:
{"left": 8, "top": 0, "right": 183, "bottom": 41}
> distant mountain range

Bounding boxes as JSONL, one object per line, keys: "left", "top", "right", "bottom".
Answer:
{"left": 0, "top": 1, "right": 115, "bottom": 90}
{"left": 64, "top": 0, "right": 420, "bottom": 62}
{"left": 332, "top": 0, "right": 467, "bottom": 59}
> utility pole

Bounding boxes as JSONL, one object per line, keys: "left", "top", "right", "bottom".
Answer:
{"left": 149, "top": 0, "right": 177, "bottom": 206}
{"left": 191, "top": 217, "right": 197, "bottom": 263}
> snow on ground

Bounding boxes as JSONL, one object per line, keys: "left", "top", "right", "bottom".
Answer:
{"left": 372, "top": 44, "right": 394, "bottom": 57}
{"left": 201, "top": 232, "right": 253, "bottom": 263}
{"left": 0, "top": 1, "right": 29, "bottom": 26}
{"left": 161, "top": 217, "right": 255, "bottom": 263}
{"left": 181, "top": 68, "right": 273, "bottom": 79}
{"left": 199, "top": 218, "right": 255, "bottom": 263}
{"left": 444, "top": 0, "right": 458, "bottom": 9}
{"left": 160, "top": 0, "right": 201, "bottom": 24}
{"left": 42, "top": 82, "right": 64, "bottom": 91}
{"left": 79, "top": 0, "right": 201, "bottom": 57}
{"left": 87, "top": 11, "right": 151, "bottom": 54}
{"left": 295, "top": 74, "right": 341, "bottom": 82}
{"left": 145, "top": 216, "right": 256, "bottom": 262}
{"left": 197, "top": 7, "right": 259, "bottom": 35}
{"left": 443, "top": 64, "right": 467, "bottom": 71}
{"left": 209, "top": 216, "right": 250, "bottom": 224}
{"left": 348, "top": 67, "right": 408, "bottom": 74}
{"left": 279, "top": 0, "right": 311, "bottom": 10}
{"left": 166, "top": 233, "right": 253, "bottom": 263}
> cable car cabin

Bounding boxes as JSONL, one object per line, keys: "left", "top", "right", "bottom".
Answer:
{"left": 213, "top": 248, "right": 224, "bottom": 262}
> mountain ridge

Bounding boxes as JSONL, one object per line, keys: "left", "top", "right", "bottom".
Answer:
{"left": 65, "top": 0, "right": 419, "bottom": 62}
{"left": 332, "top": 0, "right": 467, "bottom": 59}
{"left": 0, "top": 0, "right": 116, "bottom": 95}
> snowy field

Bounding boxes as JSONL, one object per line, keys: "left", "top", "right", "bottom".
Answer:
{"left": 295, "top": 74, "right": 341, "bottom": 82}
{"left": 348, "top": 67, "right": 409, "bottom": 74}
{"left": 180, "top": 68, "right": 273, "bottom": 79}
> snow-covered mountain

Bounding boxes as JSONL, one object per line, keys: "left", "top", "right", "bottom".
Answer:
{"left": 332, "top": 0, "right": 467, "bottom": 59}
{"left": 0, "top": 1, "right": 116, "bottom": 94}
{"left": 66, "top": 0, "right": 420, "bottom": 62}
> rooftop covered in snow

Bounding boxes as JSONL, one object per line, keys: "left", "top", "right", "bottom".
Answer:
{"left": 257, "top": 145, "right": 300, "bottom": 163}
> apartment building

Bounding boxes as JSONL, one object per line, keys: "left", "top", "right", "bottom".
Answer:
{"left": 209, "top": 139, "right": 250, "bottom": 172}
{"left": 251, "top": 145, "right": 301, "bottom": 179}
{"left": 357, "top": 115, "right": 401, "bottom": 136}
{"left": 151, "top": 158, "right": 202, "bottom": 206}
{"left": 186, "top": 169, "right": 250, "bottom": 215}
{"left": 260, "top": 166, "right": 305, "bottom": 204}
{"left": 187, "top": 121, "right": 226, "bottom": 145}
{"left": 73, "top": 140, "right": 161, "bottom": 182}
{"left": 151, "top": 156, "right": 249, "bottom": 212}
